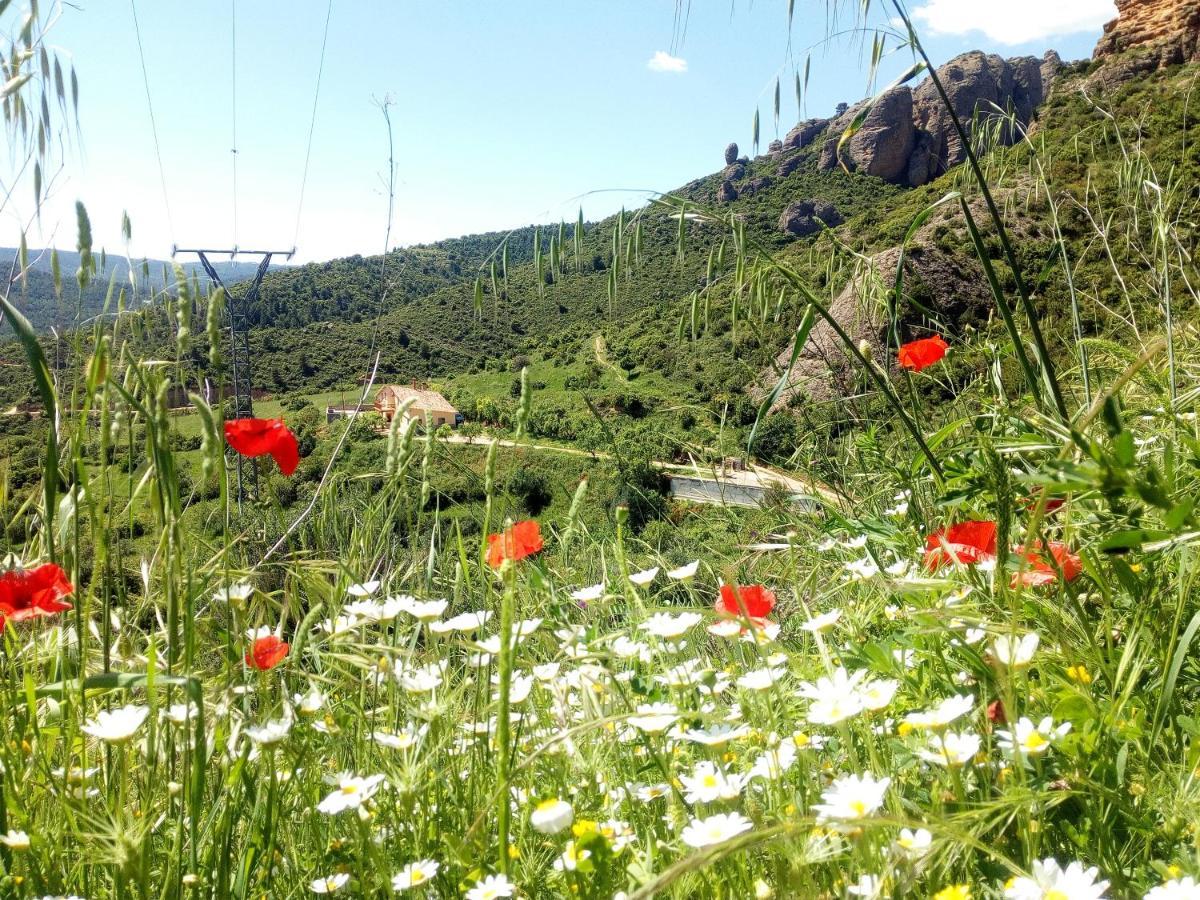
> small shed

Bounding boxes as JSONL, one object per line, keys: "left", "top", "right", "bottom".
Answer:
{"left": 374, "top": 385, "right": 460, "bottom": 428}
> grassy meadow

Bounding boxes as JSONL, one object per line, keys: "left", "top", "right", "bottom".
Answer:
{"left": 4, "top": 2, "right": 1200, "bottom": 899}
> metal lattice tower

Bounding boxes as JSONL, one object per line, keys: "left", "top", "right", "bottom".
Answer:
{"left": 174, "top": 246, "right": 293, "bottom": 508}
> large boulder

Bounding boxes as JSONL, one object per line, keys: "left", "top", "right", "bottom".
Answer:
{"left": 724, "top": 142, "right": 739, "bottom": 165}
{"left": 768, "top": 139, "right": 784, "bottom": 153}
{"left": 783, "top": 118, "right": 829, "bottom": 149}
{"left": 778, "top": 199, "right": 843, "bottom": 237}
{"left": 718, "top": 180, "right": 739, "bottom": 203}
{"left": 846, "top": 86, "right": 916, "bottom": 182}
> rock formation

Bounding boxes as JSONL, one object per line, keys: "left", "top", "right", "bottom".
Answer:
{"left": 799, "top": 50, "right": 1062, "bottom": 187}
{"left": 778, "top": 200, "right": 843, "bottom": 237}
{"left": 1093, "top": 0, "right": 1200, "bottom": 82}
{"left": 724, "top": 143, "right": 739, "bottom": 165}
{"left": 752, "top": 243, "right": 993, "bottom": 404}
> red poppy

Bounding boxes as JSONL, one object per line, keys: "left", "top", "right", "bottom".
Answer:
{"left": 0, "top": 562, "right": 74, "bottom": 630}
{"left": 246, "top": 634, "right": 289, "bottom": 670}
{"left": 716, "top": 584, "right": 776, "bottom": 620}
{"left": 924, "top": 520, "right": 998, "bottom": 569}
{"left": 223, "top": 418, "right": 300, "bottom": 476}
{"left": 898, "top": 335, "right": 949, "bottom": 372}
{"left": 1012, "top": 541, "right": 1082, "bottom": 588}
{"left": 486, "top": 520, "right": 544, "bottom": 568}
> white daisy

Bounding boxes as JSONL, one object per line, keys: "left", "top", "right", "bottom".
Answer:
{"left": 1004, "top": 857, "right": 1109, "bottom": 899}
{"left": 316, "top": 774, "right": 386, "bottom": 815}
{"left": 667, "top": 560, "right": 700, "bottom": 580}
{"left": 641, "top": 611, "right": 703, "bottom": 639}
{"left": 530, "top": 798, "right": 573, "bottom": 834}
{"left": 916, "top": 730, "right": 981, "bottom": 767}
{"left": 680, "top": 761, "right": 746, "bottom": 804}
{"left": 310, "top": 873, "right": 350, "bottom": 894}
{"left": 627, "top": 702, "right": 679, "bottom": 733}
{"left": 996, "top": 716, "right": 1071, "bottom": 756}
{"left": 81, "top": 705, "right": 149, "bottom": 744}
{"left": 629, "top": 566, "right": 660, "bottom": 586}
{"left": 396, "top": 596, "right": 448, "bottom": 622}
{"left": 894, "top": 827, "right": 932, "bottom": 858}
{"left": 465, "top": 874, "right": 515, "bottom": 900}
{"left": 1144, "top": 877, "right": 1200, "bottom": 899}
{"left": 992, "top": 632, "right": 1040, "bottom": 668}
{"left": 800, "top": 608, "right": 842, "bottom": 633}
{"left": 392, "top": 859, "right": 440, "bottom": 891}
{"left": 812, "top": 772, "right": 890, "bottom": 822}
{"left": 904, "top": 694, "right": 975, "bottom": 730}
{"left": 570, "top": 583, "right": 605, "bottom": 603}
{"left": 680, "top": 812, "right": 753, "bottom": 848}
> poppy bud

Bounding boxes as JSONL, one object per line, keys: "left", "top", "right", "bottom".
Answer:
{"left": 986, "top": 699, "right": 1006, "bottom": 724}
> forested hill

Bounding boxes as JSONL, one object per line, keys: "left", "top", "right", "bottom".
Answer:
{"left": 9, "top": 41, "right": 1183, "bottom": 417}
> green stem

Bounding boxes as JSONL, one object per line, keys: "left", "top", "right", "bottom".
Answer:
{"left": 495, "top": 568, "right": 516, "bottom": 875}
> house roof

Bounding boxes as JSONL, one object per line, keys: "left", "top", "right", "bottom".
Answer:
{"left": 376, "top": 385, "right": 457, "bottom": 413}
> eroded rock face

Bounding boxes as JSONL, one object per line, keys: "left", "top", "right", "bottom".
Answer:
{"left": 911, "top": 51, "right": 1044, "bottom": 179}
{"left": 811, "top": 50, "right": 1059, "bottom": 186}
{"left": 1093, "top": 0, "right": 1200, "bottom": 81}
{"left": 724, "top": 143, "right": 739, "bottom": 165}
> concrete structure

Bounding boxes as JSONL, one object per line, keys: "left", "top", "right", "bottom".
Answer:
{"left": 374, "top": 385, "right": 461, "bottom": 428}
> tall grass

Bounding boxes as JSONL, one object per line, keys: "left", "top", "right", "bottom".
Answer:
{"left": 1, "top": 3, "right": 1200, "bottom": 899}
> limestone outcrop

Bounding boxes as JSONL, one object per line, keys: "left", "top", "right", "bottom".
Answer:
{"left": 1093, "top": 0, "right": 1200, "bottom": 83}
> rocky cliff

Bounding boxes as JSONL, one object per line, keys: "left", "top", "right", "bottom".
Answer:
{"left": 816, "top": 50, "right": 1063, "bottom": 187}
{"left": 1093, "top": 0, "right": 1200, "bottom": 82}
{"left": 720, "top": 49, "right": 1062, "bottom": 197}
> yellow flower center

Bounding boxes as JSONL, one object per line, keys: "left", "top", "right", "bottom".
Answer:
{"left": 1023, "top": 731, "right": 1049, "bottom": 752}
{"left": 849, "top": 800, "right": 867, "bottom": 817}
{"left": 1045, "top": 891, "right": 1068, "bottom": 900}
{"left": 410, "top": 869, "right": 426, "bottom": 884}
{"left": 536, "top": 799, "right": 561, "bottom": 812}
{"left": 341, "top": 784, "right": 359, "bottom": 795}
{"left": 702, "top": 775, "right": 718, "bottom": 788}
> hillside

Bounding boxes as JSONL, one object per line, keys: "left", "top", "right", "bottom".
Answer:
{"left": 4, "top": 29, "right": 1198, "bottom": 469}
{"left": 0, "top": 247, "right": 290, "bottom": 331}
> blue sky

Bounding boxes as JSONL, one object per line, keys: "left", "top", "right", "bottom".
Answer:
{"left": 16, "top": 0, "right": 1114, "bottom": 264}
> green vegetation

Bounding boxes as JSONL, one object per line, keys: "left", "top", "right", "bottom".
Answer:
{"left": 4, "top": 3, "right": 1200, "bottom": 898}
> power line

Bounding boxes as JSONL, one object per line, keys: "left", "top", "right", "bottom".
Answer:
{"left": 230, "top": 0, "right": 238, "bottom": 250}
{"left": 292, "top": 0, "right": 335, "bottom": 254}
{"left": 129, "top": 0, "right": 175, "bottom": 244}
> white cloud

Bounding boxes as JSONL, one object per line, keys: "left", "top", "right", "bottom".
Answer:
{"left": 911, "top": 0, "right": 1116, "bottom": 46}
{"left": 647, "top": 50, "right": 688, "bottom": 74}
